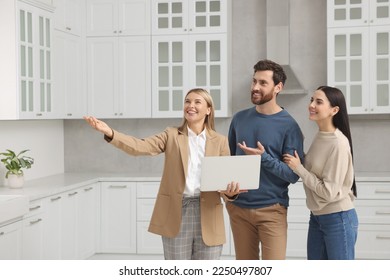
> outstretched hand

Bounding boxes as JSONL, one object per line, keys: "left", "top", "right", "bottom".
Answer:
{"left": 83, "top": 116, "right": 113, "bottom": 138}
{"left": 237, "top": 141, "right": 265, "bottom": 155}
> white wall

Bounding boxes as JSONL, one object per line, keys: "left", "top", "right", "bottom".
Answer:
{"left": 0, "top": 120, "right": 64, "bottom": 186}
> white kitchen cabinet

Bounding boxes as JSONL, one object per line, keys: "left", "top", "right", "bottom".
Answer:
{"left": 100, "top": 182, "right": 137, "bottom": 253}
{"left": 42, "top": 183, "right": 99, "bottom": 259}
{"left": 87, "top": 36, "right": 151, "bottom": 118}
{"left": 0, "top": 221, "right": 23, "bottom": 260}
{"left": 327, "top": 0, "right": 390, "bottom": 115}
{"left": 151, "top": 0, "right": 231, "bottom": 118}
{"left": 22, "top": 200, "right": 45, "bottom": 259}
{"left": 327, "top": 0, "right": 390, "bottom": 28}
{"left": 0, "top": 0, "right": 58, "bottom": 120}
{"left": 86, "top": 0, "right": 150, "bottom": 36}
{"left": 53, "top": 30, "right": 87, "bottom": 118}
{"left": 77, "top": 183, "right": 100, "bottom": 259}
{"left": 42, "top": 193, "right": 62, "bottom": 259}
{"left": 136, "top": 181, "right": 163, "bottom": 254}
{"left": 152, "top": 33, "right": 230, "bottom": 118}
{"left": 53, "top": 0, "right": 84, "bottom": 36}
{"left": 151, "top": 0, "right": 228, "bottom": 35}
{"left": 287, "top": 180, "right": 390, "bottom": 259}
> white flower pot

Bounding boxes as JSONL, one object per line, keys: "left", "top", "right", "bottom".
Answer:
{"left": 7, "top": 174, "right": 25, "bottom": 188}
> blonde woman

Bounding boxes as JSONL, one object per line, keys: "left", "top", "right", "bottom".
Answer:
{"left": 84, "top": 88, "right": 241, "bottom": 259}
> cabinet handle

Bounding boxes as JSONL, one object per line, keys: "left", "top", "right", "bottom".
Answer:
{"left": 84, "top": 187, "right": 93, "bottom": 192}
{"left": 0, "top": 232, "right": 4, "bottom": 236}
{"left": 36, "top": 113, "right": 42, "bottom": 116}
{"left": 119, "top": 30, "right": 122, "bottom": 33}
{"left": 375, "top": 211, "right": 390, "bottom": 215}
{"left": 66, "top": 27, "right": 71, "bottom": 31}
{"left": 67, "top": 113, "right": 72, "bottom": 116}
{"left": 29, "top": 205, "right": 41, "bottom": 211}
{"left": 30, "top": 218, "right": 42, "bottom": 225}
{"left": 109, "top": 185, "right": 127, "bottom": 188}
{"left": 375, "top": 189, "right": 390, "bottom": 193}
{"left": 68, "top": 191, "right": 78, "bottom": 196}
{"left": 376, "top": 235, "right": 390, "bottom": 240}
{"left": 114, "top": 30, "right": 117, "bottom": 33}
{"left": 50, "top": 196, "right": 62, "bottom": 202}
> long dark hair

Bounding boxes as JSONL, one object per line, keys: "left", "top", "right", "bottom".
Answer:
{"left": 317, "top": 86, "right": 357, "bottom": 197}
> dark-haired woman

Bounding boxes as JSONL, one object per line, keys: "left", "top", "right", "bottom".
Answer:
{"left": 283, "top": 86, "right": 358, "bottom": 260}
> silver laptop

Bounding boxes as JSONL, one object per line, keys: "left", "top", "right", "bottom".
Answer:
{"left": 200, "top": 155, "right": 261, "bottom": 192}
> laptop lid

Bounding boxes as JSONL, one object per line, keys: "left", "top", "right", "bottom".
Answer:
{"left": 200, "top": 155, "right": 261, "bottom": 192}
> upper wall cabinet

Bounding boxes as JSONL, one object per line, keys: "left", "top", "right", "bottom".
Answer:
{"left": 151, "top": 0, "right": 231, "bottom": 118}
{"left": 327, "top": 0, "right": 390, "bottom": 114}
{"left": 0, "top": 0, "right": 59, "bottom": 120}
{"left": 53, "top": 0, "right": 83, "bottom": 36}
{"left": 328, "top": 0, "right": 390, "bottom": 27}
{"left": 86, "top": 0, "right": 151, "bottom": 36}
{"left": 151, "top": 0, "right": 228, "bottom": 35}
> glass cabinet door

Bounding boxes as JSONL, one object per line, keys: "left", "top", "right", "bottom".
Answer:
{"left": 38, "top": 15, "right": 52, "bottom": 116}
{"left": 327, "top": 0, "right": 369, "bottom": 27}
{"left": 152, "top": 36, "right": 189, "bottom": 117}
{"left": 327, "top": 27, "right": 370, "bottom": 114}
{"left": 151, "top": 0, "right": 227, "bottom": 35}
{"left": 370, "top": 0, "right": 390, "bottom": 26}
{"left": 370, "top": 26, "right": 390, "bottom": 113}
{"left": 19, "top": 8, "right": 35, "bottom": 115}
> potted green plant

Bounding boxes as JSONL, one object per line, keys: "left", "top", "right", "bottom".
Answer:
{"left": 0, "top": 149, "right": 34, "bottom": 188}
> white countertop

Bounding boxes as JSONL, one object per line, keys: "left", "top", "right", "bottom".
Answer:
{"left": 0, "top": 172, "right": 161, "bottom": 201}
{"left": 0, "top": 172, "right": 389, "bottom": 202}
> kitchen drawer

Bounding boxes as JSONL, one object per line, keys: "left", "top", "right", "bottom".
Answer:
{"left": 355, "top": 199, "right": 390, "bottom": 224}
{"left": 25, "top": 200, "right": 45, "bottom": 218}
{"left": 137, "top": 198, "right": 155, "bottom": 221}
{"left": 356, "top": 183, "right": 390, "bottom": 199}
{"left": 136, "top": 182, "right": 160, "bottom": 198}
{"left": 356, "top": 224, "right": 390, "bottom": 259}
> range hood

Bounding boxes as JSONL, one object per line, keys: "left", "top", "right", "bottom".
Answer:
{"left": 266, "top": 0, "right": 306, "bottom": 94}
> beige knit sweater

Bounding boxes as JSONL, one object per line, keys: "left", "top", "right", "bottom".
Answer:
{"left": 294, "top": 129, "right": 355, "bottom": 215}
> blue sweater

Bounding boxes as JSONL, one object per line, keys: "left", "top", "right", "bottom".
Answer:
{"left": 228, "top": 107, "right": 304, "bottom": 208}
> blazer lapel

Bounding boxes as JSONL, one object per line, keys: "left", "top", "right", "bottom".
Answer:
{"left": 205, "top": 129, "right": 219, "bottom": 156}
{"left": 177, "top": 127, "right": 189, "bottom": 179}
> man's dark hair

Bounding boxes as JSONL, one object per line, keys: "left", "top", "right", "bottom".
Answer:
{"left": 253, "top": 59, "right": 287, "bottom": 86}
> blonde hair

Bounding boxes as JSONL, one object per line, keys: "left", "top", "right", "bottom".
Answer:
{"left": 179, "top": 88, "right": 216, "bottom": 132}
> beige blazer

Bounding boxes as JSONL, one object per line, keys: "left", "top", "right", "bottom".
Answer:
{"left": 109, "top": 126, "right": 230, "bottom": 246}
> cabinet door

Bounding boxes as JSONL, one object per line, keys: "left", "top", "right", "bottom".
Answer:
{"left": 327, "top": 0, "right": 369, "bottom": 28}
{"left": 152, "top": 36, "right": 189, "bottom": 117}
{"left": 370, "top": 26, "right": 390, "bottom": 113}
{"left": 53, "top": 31, "right": 86, "bottom": 118}
{"left": 86, "top": 0, "right": 150, "bottom": 36}
{"left": 327, "top": 27, "right": 370, "bottom": 114}
{"left": 119, "top": 36, "right": 151, "bottom": 118}
{"left": 118, "top": 0, "right": 151, "bottom": 36}
{"left": 42, "top": 194, "right": 63, "bottom": 259}
{"left": 22, "top": 213, "right": 45, "bottom": 259}
{"left": 61, "top": 189, "right": 79, "bottom": 259}
{"left": 53, "top": 0, "right": 83, "bottom": 36}
{"left": 151, "top": 0, "right": 228, "bottom": 35}
{"left": 77, "top": 183, "right": 99, "bottom": 259}
{"left": 100, "top": 182, "right": 137, "bottom": 253}
{"left": 0, "top": 221, "right": 23, "bottom": 260}
{"left": 152, "top": 34, "right": 228, "bottom": 118}
{"left": 86, "top": 0, "right": 117, "bottom": 36}
{"left": 87, "top": 37, "right": 119, "bottom": 117}
{"left": 18, "top": 3, "right": 57, "bottom": 119}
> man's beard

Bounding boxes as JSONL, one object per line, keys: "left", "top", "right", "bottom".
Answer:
{"left": 251, "top": 90, "right": 273, "bottom": 105}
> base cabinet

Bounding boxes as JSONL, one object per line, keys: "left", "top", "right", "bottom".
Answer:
{"left": 99, "top": 182, "right": 137, "bottom": 253}
{"left": 0, "top": 221, "right": 23, "bottom": 260}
